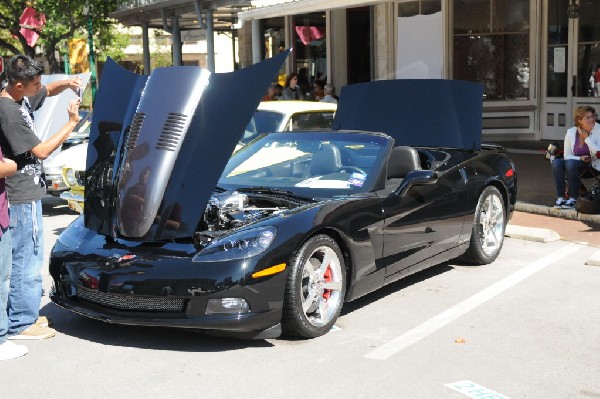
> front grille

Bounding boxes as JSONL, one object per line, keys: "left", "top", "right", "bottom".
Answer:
{"left": 75, "top": 171, "right": 86, "bottom": 187}
{"left": 76, "top": 285, "right": 185, "bottom": 312}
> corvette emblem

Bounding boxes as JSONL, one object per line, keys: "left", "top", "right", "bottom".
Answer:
{"left": 111, "top": 253, "right": 137, "bottom": 266}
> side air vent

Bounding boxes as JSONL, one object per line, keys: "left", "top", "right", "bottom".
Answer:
{"left": 156, "top": 112, "right": 187, "bottom": 151}
{"left": 126, "top": 112, "right": 147, "bottom": 150}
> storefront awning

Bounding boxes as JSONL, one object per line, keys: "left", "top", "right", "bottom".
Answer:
{"left": 238, "top": 0, "right": 382, "bottom": 23}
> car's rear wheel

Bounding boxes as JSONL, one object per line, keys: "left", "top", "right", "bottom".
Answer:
{"left": 282, "top": 235, "right": 346, "bottom": 338}
{"left": 459, "top": 186, "right": 506, "bottom": 265}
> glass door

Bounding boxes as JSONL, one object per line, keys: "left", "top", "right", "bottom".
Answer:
{"left": 543, "top": 0, "right": 600, "bottom": 140}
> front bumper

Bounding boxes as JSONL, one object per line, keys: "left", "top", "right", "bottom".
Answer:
{"left": 60, "top": 189, "right": 84, "bottom": 213}
{"left": 49, "top": 287, "right": 283, "bottom": 339}
{"left": 49, "top": 237, "right": 287, "bottom": 338}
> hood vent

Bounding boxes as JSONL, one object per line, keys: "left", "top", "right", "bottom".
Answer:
{"left": 156, "top": 112, "right": 187, "bottom": 151}
{"left": 126, "top": 112, "right": 146, "bottom": 150}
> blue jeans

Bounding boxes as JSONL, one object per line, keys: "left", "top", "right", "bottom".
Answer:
{"left": 551, "top": 158, "right": 590, "bottom": 200}
{"left": 0, "top": 227, "right": 11, "bottom": 344}
{"left": 7, "top": 201, "right": 44, "bottom": 335}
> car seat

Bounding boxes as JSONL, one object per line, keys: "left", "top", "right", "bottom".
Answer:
{"left": 387, "top": 146, "right": 422, "bottom": 179}
{"left": 310, "top": 143, "right": 341, "bottom": 176}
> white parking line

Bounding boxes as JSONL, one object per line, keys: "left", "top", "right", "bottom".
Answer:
{"left": 364, "top": 243, "right": 581, "bottom": 360}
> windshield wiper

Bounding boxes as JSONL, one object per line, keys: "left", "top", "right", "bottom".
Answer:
{"left": 237, "top": 186, "right": 315, "bottom": 202}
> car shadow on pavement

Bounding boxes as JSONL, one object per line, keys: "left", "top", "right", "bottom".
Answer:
{"left": 582, "top": 220, "right": 600, "bottom": 232}
{"left": 39, "top": 303, "right": 275, "bottom": 350}
{"left": 42, "top": 195, "right": 78, "bottom": 217}
{"left": 340, "top": 262, "right": 453, "bottom": 317}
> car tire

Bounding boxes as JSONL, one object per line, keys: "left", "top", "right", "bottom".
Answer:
{"left": 459, "top": 186, "right": 506, "bottom": 265}
{"left": 282, "top": 234, "right": 346, "bottom": 338}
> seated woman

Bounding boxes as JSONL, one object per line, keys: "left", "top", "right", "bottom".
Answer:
{"left": 552, "top": 105, "right": 600, "bottom": 208}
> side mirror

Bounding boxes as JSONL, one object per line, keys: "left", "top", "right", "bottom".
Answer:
{"left": 396, "top": 170, "right": 438, "bottom": 196}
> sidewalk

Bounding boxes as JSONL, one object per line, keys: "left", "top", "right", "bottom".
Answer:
{"left": 508, "top": 210, "right": 600, "bottom": 247}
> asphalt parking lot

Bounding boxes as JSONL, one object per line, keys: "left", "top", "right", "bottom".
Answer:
{"left": 1, "top": 198, "right": 599, "bottom": 399}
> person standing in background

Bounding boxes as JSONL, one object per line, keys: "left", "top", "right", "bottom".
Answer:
{"left": 279, "top": 73, "right": 305, "bottom": 101}
{"left": 320, "top": 84, "right": 338, "bottom": 104}
{"left": 312, "top": 80, "right": 325, "bottom": 101}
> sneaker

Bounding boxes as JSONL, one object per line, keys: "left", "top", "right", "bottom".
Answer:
{"left": 7, "top": 324, "right": 56, "bottom": 340}
{"left": 562, "top": 198, "right": 576, "bottom": 209}
{"left": 554, "top": 198, "right": 567, "bottom": 208}
{"left": 0, "top": 340, "right": 28, "bottom": 360}
{"left": 36, "top": 316, "right": 50, "bottom": 328}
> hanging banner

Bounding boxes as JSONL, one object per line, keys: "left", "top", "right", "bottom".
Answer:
{"left": 18, "top": 7, "right": 46, "bottom": 47}
{"left": 69, "top": 38, "right": 89, "bottom": 73}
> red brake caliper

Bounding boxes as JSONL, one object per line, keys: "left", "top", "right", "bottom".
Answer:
{"left": 322, "top": 266, "right": 332, "bottom": 300}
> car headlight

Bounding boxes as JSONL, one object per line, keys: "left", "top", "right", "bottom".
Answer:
{"left": 192, "top": 226, "right": 276, "bottom": 262}
{"left": 57, "top": 215, "right": 91, "bottom": 249}
{"left": 63, "top": 168, "right": 77, "bottom": 187}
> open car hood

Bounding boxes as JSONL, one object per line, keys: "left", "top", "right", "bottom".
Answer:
{"left": 84, "top": 52, "right": 290, "bottom": 240}
{"left": 332, "top": 79, "right": 483, "bottom": 150}
{"left": 36, "top": 73, "right": 91, "bottom": 162}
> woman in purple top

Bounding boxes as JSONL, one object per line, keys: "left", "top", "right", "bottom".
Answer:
{"left": 0, "top": 148, "right": 20, "bottom": 360}
{"left": 552, "top": 105, "right": 600, "bottom": 208}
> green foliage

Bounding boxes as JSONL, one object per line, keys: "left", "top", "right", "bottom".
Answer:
{"left": 95, "top": 24, "right": 129, "bottom": 62}
{"left": 128, "top": 30, "right": 172, "bottom": 74}
{"left": 0, "top": 0, "right": 128, "bottom": 72}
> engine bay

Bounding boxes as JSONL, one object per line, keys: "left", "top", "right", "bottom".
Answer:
{"left": 196, "top": 191, "right": 307, "bottom": 243}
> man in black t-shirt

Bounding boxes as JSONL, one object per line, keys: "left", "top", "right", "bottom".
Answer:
{"left": 0, "top": 55, "right": 82, "bottom": 340}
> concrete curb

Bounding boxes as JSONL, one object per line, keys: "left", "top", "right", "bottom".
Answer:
{"left": 515, "top": 201, "right": 600, "bottom": 225}
{"left": 505, "top": 224, "right": 561, "bottom": 243}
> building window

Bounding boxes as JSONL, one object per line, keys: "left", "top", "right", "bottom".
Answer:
{"left": 577, "top": 0, "right": 600, "bottom": 97}
{"left": 453, "top": 0, "right": 530, "bottom": 101}
{"left": 398, "top": 0, "right": 441, "bottom": 17}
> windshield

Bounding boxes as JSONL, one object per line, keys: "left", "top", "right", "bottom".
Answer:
{"left": 220, "top": 132, "right": 391, "bottom": 198}
{"left": 241, "top": 110, "right": 285, "bottom": 145}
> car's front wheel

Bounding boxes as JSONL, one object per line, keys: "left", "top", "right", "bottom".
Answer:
{"left": 459, "top": 186, "right": 506, "bottom": 265}
{"left": 282, "top": 235, "right": 346, "bottom": 338}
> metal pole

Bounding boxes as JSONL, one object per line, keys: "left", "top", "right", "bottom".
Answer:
{"left": 231, "top": 29, "right": 237, "bottom": 70}
{"left": 87, "top": 11, "right": 97, "bottom": 103}
{"left": 206, "top": 9, "right": 215, "bottom": 72}
{"left": 63, "top": 43, "right": 71, "bottom": 74}
{"left": 142, "top": 22, "right": 151, "bottom": 74}
{"left": 171, "top": 16, "right": 182, "bottom": 66}
{"left": 252, "top": 19, "right": 261, "bottom": 64}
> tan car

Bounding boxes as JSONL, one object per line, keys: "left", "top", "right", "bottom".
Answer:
{"left": 59, "top": 142, "right": 87, "bottom": 213}
{"left": 238, "top": 101, "right": 337, "bottom": 148}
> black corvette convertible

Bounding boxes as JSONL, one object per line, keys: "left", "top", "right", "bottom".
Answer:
{"left": 49, "top": 54, "right": 517, "bottom": 339}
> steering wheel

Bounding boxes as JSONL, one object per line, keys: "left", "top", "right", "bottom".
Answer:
{"left": 339, "top": 166, "right": 367, "bottom": 175}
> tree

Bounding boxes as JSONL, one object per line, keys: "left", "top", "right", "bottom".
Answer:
{"left": 0, "top": 0, "right": 128, "bottom": 72}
